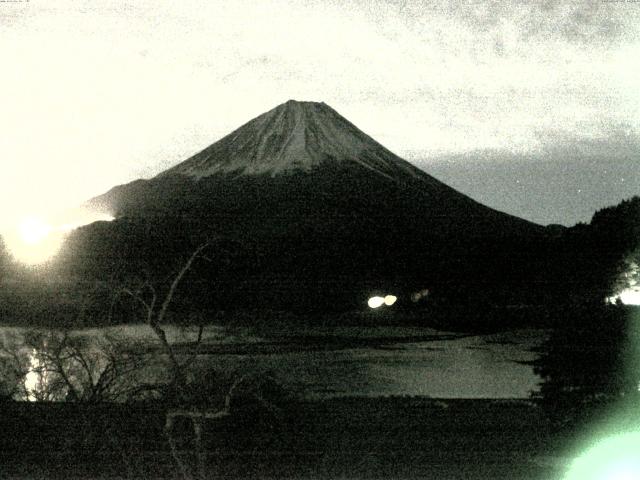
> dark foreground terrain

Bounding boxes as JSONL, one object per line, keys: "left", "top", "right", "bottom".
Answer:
{"left": 0, "top": 397, "right": 611, "bottom": 480}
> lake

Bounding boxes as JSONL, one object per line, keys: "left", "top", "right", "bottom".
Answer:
{"left": 0, "top": 324, "right": 547, "bottom": 400}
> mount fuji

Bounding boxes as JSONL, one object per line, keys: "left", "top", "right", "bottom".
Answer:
{"left": 71, "top": 100, "right": 545, "bottom": 311}
{"left": 88, "top": 100, "right": 537, "bottom": 231}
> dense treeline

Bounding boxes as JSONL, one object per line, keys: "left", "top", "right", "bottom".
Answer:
{"left": 530, "top": 304, "right": 640, "bottom": 414}
{"left": 0, "top": 196, "right": 638, "bottom": 325}
{"left": 546, "top": 196, "right": 640, "bottom": 304}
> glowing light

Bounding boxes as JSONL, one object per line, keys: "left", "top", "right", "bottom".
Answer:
{"left": 607, "top": 262, "right": 640, "bottom": 305}
{"left": 5, "top": 216, "right": 63, "bottom": 265}
{"left": 24, "top": 349, "right": 45, "bottom": 401}
{"left": 18, "top": 217, "right": 51, "bottom": 245}
{"left": 368, "top": 296, "right": 385, "bottom": 309}
{"left": 3, "top": 211, "right": 115, "bottom": 265}
{"left": 608, "top": 288, "right": 640, "bottom": 306}
{"left": 565, "top": 432, "right": 640, "bottom": 480}
{"left": 368, "top": 294, "right": 398, "bottom": 308}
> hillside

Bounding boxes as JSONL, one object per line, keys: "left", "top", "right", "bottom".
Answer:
{"left": 62, "top": 100, "right": 549, "bottom": 313}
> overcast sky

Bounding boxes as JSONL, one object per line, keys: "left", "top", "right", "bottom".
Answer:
{"left": 2, "top": 0, "right": 639, "bottom": 226}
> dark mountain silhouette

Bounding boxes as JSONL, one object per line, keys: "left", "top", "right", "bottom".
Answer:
{"left": 65, "top": 100, "right": 548, "bottom": 313}
{"left": 87, "top": 100, "right": 538, "bottom": 234}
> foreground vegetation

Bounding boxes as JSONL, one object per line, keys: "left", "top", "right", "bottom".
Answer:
{"left": 0, "top": 305, "right": 637, "bottom": 479}
{"left": 0, "top": 396, "right": 612, "bottom": 480}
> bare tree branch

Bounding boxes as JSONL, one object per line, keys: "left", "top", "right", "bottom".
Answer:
{"left": 156, "top": 242, "right": 211, "bottom": 326}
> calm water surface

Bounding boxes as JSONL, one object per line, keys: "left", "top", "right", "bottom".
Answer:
{"left": 0, "top": 324, "right": 546, "bottom": 399}
{"left": 197, "top": 329, "right": 545, "bottom": 398}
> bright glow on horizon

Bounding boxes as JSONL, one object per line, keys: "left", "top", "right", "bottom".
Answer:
{"left": 5, "top": 216, "right": 64, "bottom": 265}
{"left": 18, "top": 217, "right": 51, "bottom": 245}
{"left": 3, "top": 211, "right": 115, "bottom": 265}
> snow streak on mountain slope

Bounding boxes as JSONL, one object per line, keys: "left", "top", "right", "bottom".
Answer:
{"left": 161, "top": 100, "right": 427, "bottom": 181}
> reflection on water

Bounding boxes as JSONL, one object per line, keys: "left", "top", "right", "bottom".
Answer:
{"left": 0, "top": 325, "right": 547, "bottom": 400}
{"left": 0, "top": 327, "right": 171, "bottom": 402}
{"left": 24, "top": 349, "right": 44, "bottom": 401}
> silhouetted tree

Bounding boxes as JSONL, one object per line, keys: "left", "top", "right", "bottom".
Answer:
{"left": 116, "top": 242, "right": 215, "bottom": 402}
{"left": 563, "top": 196, "right": 640, "bottom": 303}
{"left": 0, "top": 331, "right": 29, "bottom": 401}
{"left": 531, "top": 305, "right": 640, "bottom": 415}
{"left": 0, "top": 329, "right": 157, "bottom": 402}
{"left": 114, "top": 240, "right": 292, "bottom": 480}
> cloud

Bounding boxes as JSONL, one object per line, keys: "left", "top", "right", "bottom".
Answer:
{"left": 421, "top": 125, "right": 640, "bottom": 226}
{"left": 389, "top": 0, "right": 638, "bottom": 48}
{"left": 519, "top": 1, "right": 631, "bottom": 45}
{"left": 537, "top": 123, "right": 640, "bottom": 159}
{"left": 0, "top": 0, "right": 638, "bottom": 226}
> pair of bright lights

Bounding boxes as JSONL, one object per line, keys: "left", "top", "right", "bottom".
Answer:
{"left": 368, "top": 295, "right": 397, "bottom": 309}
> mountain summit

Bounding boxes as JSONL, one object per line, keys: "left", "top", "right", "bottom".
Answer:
{"left": 161, "top": 100, "right": 424, "bottom": 181}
